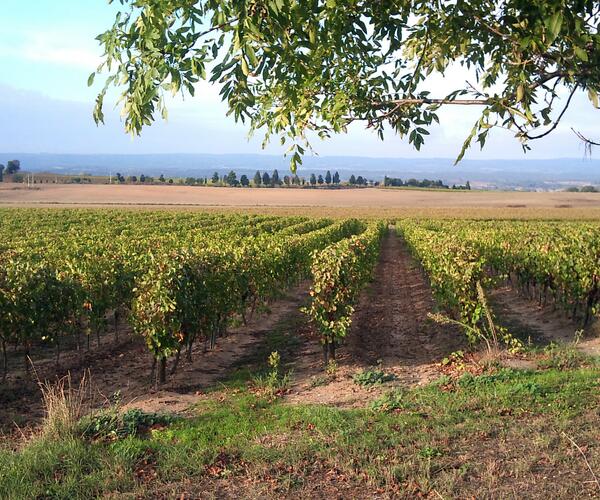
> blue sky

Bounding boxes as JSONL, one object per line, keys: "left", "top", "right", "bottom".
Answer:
{"left": 1, "top": 1, "right": 599, "bottom": 159}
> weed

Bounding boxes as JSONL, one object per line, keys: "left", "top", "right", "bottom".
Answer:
{"left": 539, "top": 342, "right": 595, "bottom": 370}
{"left": 353, "top": 369, "right": 396, "bottom": 387}
{"left": 429, "top": 282, "right": 524, "bottom": 353}
{"left": 38, "top": 373, "right": 91, "bottom": 440}
{"left": 253, "top": 351, "right": 292, "bottom": 397}
{"left": 325, "top": 359, "right": 338, "bottom": 375}
{"left": 370, "top": 389, "right": 411, "bottom": 412}
{"left": 79, "top": 408, "right": 177, "bottom": 441}
{"left": 441, "top": 350, "right": 466, "bottom": 369}
{"left": 309, "top": 375, "right": 330, "bottom": 388}
{"left": 419, "top": 446, "right": 443, "bottom": 459}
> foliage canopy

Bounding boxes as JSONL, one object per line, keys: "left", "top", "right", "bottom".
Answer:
{"left": 94, "top": 1, "right": 600, "bottom": 170}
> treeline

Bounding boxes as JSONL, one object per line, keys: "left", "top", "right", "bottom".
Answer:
{"left": 0, "top": 160, "right": 21, "bottom": 182}
{"left": 216, "top": 169, "right": 345, "bottom": 187}
{"left": 384, "top": 176, "right": 471, "bottom": 190}
{"left": 564, "top": 185, "right": 598, "bottom": 193}
{"left": 112, "top": 169, "right": 349, "bottom": 187}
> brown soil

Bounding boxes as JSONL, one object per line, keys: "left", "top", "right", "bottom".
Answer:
{"left": 0, "top": 284, "right": 309, "bottom": 434}
{"left": 492, "top": 285, "right": 600, "bottom": 356}
{"left": 2, "top": 183, "right": 600, "bottom": 212}
{"left": 286, "top": 229, "right": 465, "bottom": 406}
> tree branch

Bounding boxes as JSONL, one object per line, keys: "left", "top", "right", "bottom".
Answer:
{"left": 572, "top": 128, "right": 600, "bottom": 146}
{"left": 523, "top": 84, "right": 578, "bottom": 140}
{"left": 374, "top": 98, "right": 489, "bottom": 107}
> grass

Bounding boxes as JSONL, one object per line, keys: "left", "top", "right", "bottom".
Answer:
{"left": 1, "top": 295, "right": 598, "bottom": 498}
{"left": 1, "top": 362, "right": 599, "bottom": 499}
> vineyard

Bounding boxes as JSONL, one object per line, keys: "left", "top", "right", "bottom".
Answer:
{"left": 0, "top": 209, "right": 598, "bottom": 382}
{"left": 0, "top": 208, "right": 599, "bottom": 498}
{"left": 399, "top": 220, "right": 600, "bottom": 347}
{"left": 0, "top": 209, "right": 386, "bottom": 385}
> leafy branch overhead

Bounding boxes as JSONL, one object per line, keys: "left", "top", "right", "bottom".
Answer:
{"left": 93, "top": 1, "right": 600, "bottom": 170}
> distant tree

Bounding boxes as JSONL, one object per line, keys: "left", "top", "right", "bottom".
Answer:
{"left": 262, "top": 171, "right": 271, "bottom": 185}
{"left": 168, "top": 178, "right": 174, "bottom": 184}
{"left": 185, "top": 177, "right": 196, "bottom": 185}
{"left": 349, "top": 174, "right": 356, "bottom": 185}
{"left": 6, "top": 160, "right": 20, "bottom": 175}
{"left": 159, "top": 174, "right": 166, "bottom": 183}
{"left": 140, "top": 174, "right": 146, "bottom": 183}
{"left": 240, "top": 174, "right": 250, "bottom": 187}
{"left": 0, "top": 164, "right": 4, "bottom": 182}
{"left": 283, "top": 175, "right": 291, "bottom": 186}
{"left": 310, "top": 173, "right": 317, "bottom": 186}
{"left": 465, "top": 181, "right": 471, "bottom": 190}
{"left": 333, "top": 171, "right": 340, "bottom": 184}
{"left": 226, "top": 170, "right": 238, "bottom": 186}
{"left": 581, "top": 185, "right": 597, "bottom": 192}
{"left": 253, "top": 170, "right": 262, "bottom": 186}
{"left": 211, "top": 172, "right": 220, "bottom": 184}
{"left": 317, "top": 174, "right": 324, "bottom": 185}
{"left": 356, "top": 175, "right": 365, "bottom": 185}
{"left": 272, "top": 169, "right": 281, "bottom": 186}
{"left": 564, "top": 186, "right": 579, "bottom": 192}
{"left": 325, "top": 170, "right": 332, "bottom": 185}
{"left": 292, "top": 174, "right": 300, "bottom": 185}
{"left": 129, "top": 175, "right": 138, "bottom": 183}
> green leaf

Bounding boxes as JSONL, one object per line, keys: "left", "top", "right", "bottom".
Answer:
{"left": 588, "top": 88, "right": 599, "bottom": 109}
{"left": 87, "top": 73, "right": 96, "bottom": 87}
{"left": 241, "top": 56, "right": 250, "bottom": 76}
{"left": 516, "top": 85, "right": 524, "bottom": 103}
{"left": 574, "top": 46, "right": 588, "bottom": 61}
{"left": 545, "top": 12, "right": 563, "bottom": 43}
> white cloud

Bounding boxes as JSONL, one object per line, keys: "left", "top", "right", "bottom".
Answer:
{"left": 0, "top": 30, "right": 101, "bottom": 70}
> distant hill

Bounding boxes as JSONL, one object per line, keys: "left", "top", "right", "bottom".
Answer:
{"left": 1, "top": 153, "right": 600, "bottom": 190}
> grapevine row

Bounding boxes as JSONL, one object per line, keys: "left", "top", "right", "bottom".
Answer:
{"left": 304, "top": 221, "right": 387, "bottom": 364}
{"left": 398, "top": 219, "right": 600, "bottom": 345}
{"left": 0, "top": 209, "right": 371, "bottom": 383}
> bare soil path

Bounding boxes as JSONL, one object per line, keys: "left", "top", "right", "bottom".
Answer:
{"left": 286, "top": 229, "right": 465, "bottom": 406}
{"left": 347, "top": 228, "right": 464, "bottom": 369}
{"left": 492, "top": 286, "right": 600, "bottom": 357}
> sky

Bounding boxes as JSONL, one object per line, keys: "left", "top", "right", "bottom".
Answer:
{"left": 1, "top": 0, "right": 599, "bottom": 160}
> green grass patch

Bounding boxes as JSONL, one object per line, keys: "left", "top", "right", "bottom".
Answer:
{"left": 1, "top": 365, "right": 598, "bottom": 498}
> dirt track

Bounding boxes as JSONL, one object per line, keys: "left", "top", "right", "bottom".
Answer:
{"left": 347, "top": 229, "right": 464, "bottom": 370}
{"left": 286, "top": 230, "right": 465, "bottom": 406}
{"left": 2, "top": 183, "right": 600, "bottom": 210}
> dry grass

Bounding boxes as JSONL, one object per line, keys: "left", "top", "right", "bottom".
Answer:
{"left": 37, "top": 372, "right": 91, "bottom": 440}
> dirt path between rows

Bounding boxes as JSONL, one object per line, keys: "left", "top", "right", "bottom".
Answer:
{"left": 286, "top": 229, "right": 465, "bottom": 406}
{"left": 492, "top": 286, "right": 600, "bottom": 357}
{"left": 0, "top": 283, "right": 309, "bottom": 434}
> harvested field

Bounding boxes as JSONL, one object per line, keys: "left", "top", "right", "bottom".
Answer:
{"left": 2, "top": 184, "right": 600, "bottom": 218}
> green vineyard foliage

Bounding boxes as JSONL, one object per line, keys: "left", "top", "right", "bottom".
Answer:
{"left": 304, "top": 221, "right": 386, "bottom": 363}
